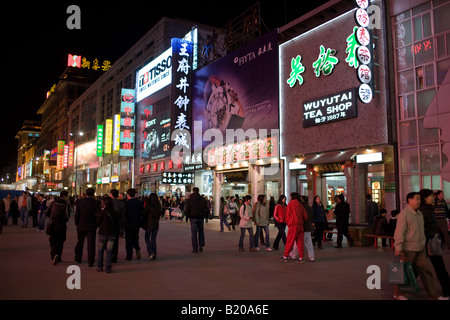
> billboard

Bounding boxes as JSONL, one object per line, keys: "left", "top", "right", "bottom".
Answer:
{"left": 192, "top": 29, "right": 279, "bottom": 149}
{"left": 136, "top": 47, "right": 172, "bottom": 102}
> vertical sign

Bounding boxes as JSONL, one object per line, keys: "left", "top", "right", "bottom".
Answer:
{"left": 120, "top": 88, "right": 136, "bottom": 157}
{"left": 105, "top": 119, "right": 113, "bottom": 154}
{"left": 170, "top": 38, "right": 193, "bottom": 154}
{"left": 354, "top": 0, "right": 374, "bottom": 103}
{"left": 97, "top": 125, "right": 104, "bottom": 157}
{"left": 113, "top": 114, "right": 121, "bottom": 152}
{"left": 63, "top": 145, "right": 69, "bottom": 168}
{"left": 68, "top": 141, "right": 75, "bottom": 167}
{"left": 57, "top": 140, "right": 65, "bottom": 170}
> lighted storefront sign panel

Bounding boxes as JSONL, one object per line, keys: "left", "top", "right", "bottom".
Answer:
{"left": 170, "top": 38, "right": 193, "bottom": 152}
{"left": 97, "top": 125, "right": 104, "bottom": 157}
{"left": 120, "top": 89, "right": 136, "bottom": 157}
{"left": 302, "top": 88, "right": 357, "bottom": 128}
{"left": 105, "top": 119, "right": 113, "bottom": 154}
{"left": 136, "top": 47, "right": 172, "bottom": 103}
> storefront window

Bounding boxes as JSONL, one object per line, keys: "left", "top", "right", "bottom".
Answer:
{"left": 443, "top": 179, "right": 450, "bottom": 202}
{"left": 400, "top": 147, "right": 419, "bottom": 173}
{"left": 422, "top": 174, "right": 442, "bottom": 190}
{"left": 417, "top": 88, "right": 436, "bottom": 116}
{"left": 399, "top": 94, "right": 416, "bottom": 120}
{"left": 433, "top": 2, "right": 450, "bottom": 34}
{"left": 420, "top": 144, "right": 441, "bottom": 172}
{"left": 418, "top": 118, "right": 439, "bottom": 144}
{"left": 437, "top": 58, "right": 450, "bottom": 84}
{"left": 401, "top": 175, "right": 420, "bottom": 200}
{"left": 397, "top": 47, "right": 414, "bottom": 69}
{"left": 399, "top": 120, "right": 417, "bottom": 146}
{"left": 398, "top": 69, "right": 415, "bottom": 94}
{"left": 395, "top": 19, "right": 412, "bottom": 47}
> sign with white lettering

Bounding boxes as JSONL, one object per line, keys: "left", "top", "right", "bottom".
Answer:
{"left": 302, "top": 88, "right": 357, "bottom": 127}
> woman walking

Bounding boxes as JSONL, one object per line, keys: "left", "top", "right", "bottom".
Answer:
{"left": 273, "top": 195, "right": 287, "bottom": 250}
{"left": 142, "top": 193, "right": 162, "bottom": 260}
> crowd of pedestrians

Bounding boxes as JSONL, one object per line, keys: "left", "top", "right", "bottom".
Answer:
{"left": 1, "top": 187, "right": 449, "bottom": 300}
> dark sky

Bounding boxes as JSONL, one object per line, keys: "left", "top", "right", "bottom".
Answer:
{"left": 2, "top": 0, "right": 327, "bottom": 171}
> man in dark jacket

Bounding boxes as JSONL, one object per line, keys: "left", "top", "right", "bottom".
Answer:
{"left": 74, "top": 188, "right": 101, "bottom": 266}
{"left": 184, "top": 187, "right": 208, "bottom": 253}
{"left": 334, "top": 194, "right": 354, "bottom": 248}
{"left": 365, "top": 194, "right": 379, "bottom": 227}
{"left": 48, "top": 190, "right": 69, "bottom": 265}
{"left": 110, "top": 189, "right": 126, "bottom": 263}
{"left": 124, "top": 188, "right": 143, "bottom": 260}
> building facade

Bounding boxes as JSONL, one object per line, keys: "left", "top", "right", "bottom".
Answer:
{"left": 279, "top": 0, "right": 396, "bottom": 223}
{"left": 390, "top": 0, "right": 450, "bottom": 207}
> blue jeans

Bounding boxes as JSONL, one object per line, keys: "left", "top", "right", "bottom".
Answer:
{"left": 254, "top": 225, "right": 270, "bottom": 248}
{"left": 190, "top": 218, "right": 205, "bottom": 252}
{"left": 239, "top": 227, "right": 255, "bottom": 249}
{"left": 97, "top": 234, "right": 115, "bottom": 271}
{"left": 144, "top": 226, "right": 159, "bottom": 258}
{"left": 220, "top": 214, "right": 230, "bottom": 231}
{"left": 38, "top": 211, "right": 46, "bottom": 231}
{"left": 20, "top": 207, "right": 28, "bottom": 227}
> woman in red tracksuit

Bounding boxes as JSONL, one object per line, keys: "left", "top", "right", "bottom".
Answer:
{"left": 281, "top": 192, "right": 308, "bottom": 262}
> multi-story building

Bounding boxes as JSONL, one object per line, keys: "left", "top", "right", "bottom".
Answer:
{"left": 35, "top": 66, "right": 102, "bottom": 193}
{"left": 68, "top": 17, "right": 226, "bottom": 195}
{"left": 390, "top": 0, "right": 450, "bottom": 207}
{"left": 14, "top": 120, "right": 41, "bottom": 191}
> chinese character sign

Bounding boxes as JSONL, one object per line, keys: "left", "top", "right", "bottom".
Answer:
{"left": 120, "top": 89, "right": 136, "bottom": 157}
{"left": 96, "top": 125, "right": 104, "bottom": 157}
{"left": 170, "top": 38, "right": 193, "bottom": 153}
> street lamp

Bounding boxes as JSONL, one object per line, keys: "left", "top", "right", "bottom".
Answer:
{"left": 70, "top": 131, "right": 84, "bottom": 196}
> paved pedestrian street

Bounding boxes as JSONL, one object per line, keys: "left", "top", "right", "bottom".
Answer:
{"left": 1, "top": 217, "right": 449, "bottom": 308}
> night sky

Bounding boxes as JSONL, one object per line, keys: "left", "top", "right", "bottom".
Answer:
{"left": 2, "top": 0, "right": 327, "bottom": 172}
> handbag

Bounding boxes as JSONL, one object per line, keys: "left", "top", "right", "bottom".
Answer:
{"left": 427, "top": 234, "right": 442, "bottom": 256}
{"left": 387, "top": 256, "right": 407, "bottom": 284}
{"left": 398, "top": 261, "right": 420, "bottom": 293}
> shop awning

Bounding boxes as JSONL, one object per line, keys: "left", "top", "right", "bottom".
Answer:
{"left": 300, "top": 150, "right": 357, "bottom": 165}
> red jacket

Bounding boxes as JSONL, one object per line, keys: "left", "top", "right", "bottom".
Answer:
{"left": 286, "top": 199, "right": 308, "bottom": 229}
{"left": 273, "top": 204, "right": 287, "bottom": 223}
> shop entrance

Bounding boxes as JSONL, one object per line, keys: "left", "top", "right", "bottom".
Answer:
{"left": 322, "top": 173, "right": 347, "bottom": 208}
{"left": 221, "top": 183, "right": 249, "bottom": 198}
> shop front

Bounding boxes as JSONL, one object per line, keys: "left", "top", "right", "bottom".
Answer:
{"left": 279, "top": 0, "right": 397, "bottom": 223}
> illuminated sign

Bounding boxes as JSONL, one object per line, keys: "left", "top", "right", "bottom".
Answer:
{"left": 113, "top": 114, "right": 121, "bottom": 152}
{"left": 161, "top": 172, "right": 194, "bottom": 185}
{"left": 68, "top": 141, "right": 74, "bottom": 167}
{"left": 68, "top": 54, "right": 81, "bottom": 67}
{"left": 120, "top": 89, "right": 136, "bottom": 157}
{"left": 57, "top": 141, "right": 65, "bottom": 170}
{"left": 170, "top": 38, "right": 193, "bottom": 152}
{"left": 67, "top": 54, "right": 111, "bottom": 71}
{"left": 356, "top": 152, "right": 383, "bottom": 163}
{"left": 302, "top": 88, "right": 357, "bottom": 127}
{"left": 136, "top": 48, "right": 172, "bottom": 102}
{"left": 135, "top": 29, "right": 198, "bottom": 103}
{"left": 105, "top": 119, "right": 113, "bottom": 154}
{"left": 63, "top": 145, "right": 69, "bottom": 168}
{"left": 96, "top": 125, "right": 104, "bottom": 157}
{"left": 352, "top": 0, "right": 374, "bottom": 104}
{"left": 206, "top": 136, "right": 277, "bottom": 166}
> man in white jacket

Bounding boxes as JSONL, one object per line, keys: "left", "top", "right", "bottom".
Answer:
{"left": 393, "top": 192, "right": 446, "bottom": 300}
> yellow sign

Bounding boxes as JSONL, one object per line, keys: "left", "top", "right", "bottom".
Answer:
{"left": 105, "top": 119, "right": 113, "bottom": 154}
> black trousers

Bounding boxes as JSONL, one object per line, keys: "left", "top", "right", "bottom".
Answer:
{"left": 75, "top": 229, "right": 96, "bottom": 265}
{"left": 125, "top": 227, "right": 140, "bottom": 259}
{"left": 49, "top": 228, "right": 66, "bottom": 260}
{"left": 337, "top": 225, "right": 353, "bottom": 246}
{"left": 429, "top": 255, "right": 450, "bottom": 297}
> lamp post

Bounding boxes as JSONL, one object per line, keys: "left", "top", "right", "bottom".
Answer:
{"left": 70, "top": 131, "right": 84, "bottom": 196}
